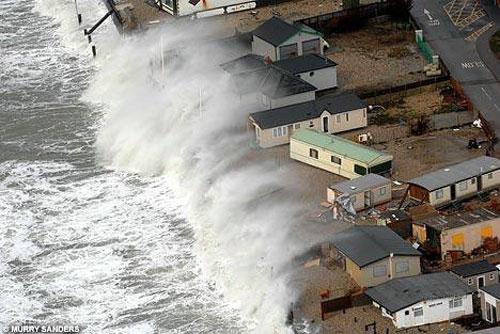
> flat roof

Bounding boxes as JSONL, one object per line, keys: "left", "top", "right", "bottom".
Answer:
{"left": 451, "top": 260, "right": 498, "bottom": 278}
{"left": 366, "top": 272, "right": 474, "bottom": 313}
{"left": 249, "top": 93, "right": 365, "bottom": 129}
{"left": 408, "top": 156, "right": 500, "bottom": 191}
{"left": 291, "top": 129, "right": 393, "bottom": 166}
{"left": 414, "top": 207, "right": 500, "bottom": 232}
{"left": 329, "top": 173, "right": 391, "bottom": 195}
{"left": 273, "top": 54, "right": 337, "bottom": 74}
{"left": 331, "top": 225, "right": 420, "bottom": 268}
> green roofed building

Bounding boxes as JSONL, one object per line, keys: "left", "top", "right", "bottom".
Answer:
{"left": 290, "top": 129, "right": 393, "bottom": 179}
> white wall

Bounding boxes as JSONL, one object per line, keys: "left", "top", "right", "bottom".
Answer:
{"left": 266, "top": 91, "right": 315, "bottom": 109}
{"left": 297, "top": 67, "right": 337, "bottom": 91}
{"left": 175, "top": 0, "right": 255, "bottom": 16}
{"left": 392, "top": 295, "right": 473, "bottom": 329}
{"left": 251, "top": 36, "right": 276, "bottom": 61}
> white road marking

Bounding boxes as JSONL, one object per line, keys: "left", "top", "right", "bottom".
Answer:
{"left": 461, "top": 61, "right": 485, "bottom": 69}
{"left": 482, "top": 87, "right": 492, "bottom": 100}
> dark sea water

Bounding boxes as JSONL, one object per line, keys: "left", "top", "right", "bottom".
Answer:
{"left": 0, "top": 1, "right": 248, "bottom": 333}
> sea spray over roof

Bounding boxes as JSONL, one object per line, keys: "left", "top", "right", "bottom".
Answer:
{"left": 86, "top": 20, "right": 316, "bottom": 332}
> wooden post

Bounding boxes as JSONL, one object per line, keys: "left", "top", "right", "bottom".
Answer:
{"left": 92, "top": 45, "right": 96, "bottom": 57}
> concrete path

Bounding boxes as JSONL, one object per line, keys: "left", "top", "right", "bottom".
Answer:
{"left": 411, "top": 0, "right": 500, "bottom": 139}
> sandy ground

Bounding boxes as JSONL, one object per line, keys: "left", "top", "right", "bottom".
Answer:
{"left": 385, "top": 90, "right": 443, "bottom": 119}
{"left": 327, "top": 22, "right": 428, "bottom": 93}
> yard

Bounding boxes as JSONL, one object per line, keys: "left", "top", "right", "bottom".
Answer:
{"left": 326, "top": 21, "right": 428, "bottom": 94}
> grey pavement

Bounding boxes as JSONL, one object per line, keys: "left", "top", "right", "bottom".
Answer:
{"left": 411, "top": 0, "right": 500, "bottom": 140}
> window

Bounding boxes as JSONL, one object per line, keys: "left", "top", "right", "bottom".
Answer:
{"left": 331, "top": 156, "right": 341, "bottom": 165}
{"left": 309, "top": 121, "right": 314, "bottom": 128}
{"left": 435, "top": 189, "right": 444, "bottom": 199}
{"left": 467, "top": 278, "right": 473, "bottom": 285}
{"left": 272, "top": 126, "right": 287, "bottom": 137}
{"left": 346, "top": 113, "right": 349, "bottom": 122}
{"left": 429, "top": 302, "right": 442, "bottom": 308}
{"left": 471, "top": 178, "right": 476, "bottom": 184}
{"left": 489, "top": 273, "right": 495, "bottom": 280}
{"left": 279, "top": 43, "right": 298, "bottom": 60}
{"left": 336, "top": 115, "right": 341, "bottom": 123}
{"left": 395, "top": 261, "right": 409, "bottom": 274}
{"left": 405, "top": 310, "right": 410, "bottom": 316}
{"left": 413, "top": 307, "right": 423, "bottom": 317}
{"left": 459, "top": 181, "right": 468, "bottom": 191}
{"left": 488, "top": 173, "right": 493, "bottom": 179}
{"left": 309, "top": 71, "right": 315, "bottom": 77}
{"left": 302, "top": 38, "right": 320, "bottom": 55}
{"left": 379, "top": 187, "right": 387, "bottom": 196}
{"left": 449, "top": 297, "right": 463, "bottom": 309}
{"left": 309, "top": 148, "right": 318, "bottom": 159}
{"left": 294, "top": 123, "right": 301, "bottom": 130}
{"left": 354, "top": 164, "right": 367, "bottom": 176}
{"left": 373, "top": 265, "right": 387, "bottom": 277}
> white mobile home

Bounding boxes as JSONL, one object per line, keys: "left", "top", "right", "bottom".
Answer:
{"left": 366, "top": 272, "right": 474, "bottom": 329}
{"left": 327, "top": 174, "right": 392, "bottom": 212}
{"left": 290, "top": 129, "right": 392, "bottom": 179}
{"left": 273, "top": 53, "right": 337, "bottom": 91}
{"left": 407, "top": 156, "right": 500, "bottom": 207}
{"left": 249, "top": 93, "right": 367, "bottom": 148}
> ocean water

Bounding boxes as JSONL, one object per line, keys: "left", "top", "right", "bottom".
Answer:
{"left": 0, "top": 1, "right": 305, "bottom": 333}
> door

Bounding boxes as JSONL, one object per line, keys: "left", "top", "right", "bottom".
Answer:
{"left": 364, "top": 191, "right": 372, "bottom": 208}
{"left": 477, "top": 176, "right": 483, "bottom": 191}
{"left": 287, "top": 125, "right": 293, "bottom": 138}
{"left": 450, "top": 184, "right": 456, "bottom": 200}
{"left": 478, "top": 276, "right": 485, "bottom": 288}
{"left": 493, "top": 304, "right": 497, "bottom": 323}
{"left": 323, "top": 116, "right": 329, "bottom": 133}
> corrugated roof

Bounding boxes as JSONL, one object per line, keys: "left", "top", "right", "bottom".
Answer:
{"left": 331, "top": 225, "right": 420, "bottom": 268}
{"left": 415, "top": 207, "right": 499, "bottom": 231}
{"left": 250, "top": 93, "right": 365, "bottom": 129}
{"left": 451, "top": 260, "right": 497, "bottom": 277}
{"left": 273, "top": 54, "right": 337, "bottom": 74}
{"left": 408, "top": 156, "right": 500, "bottom": 191}
{"left": 291, "top": 129, "right": 393, "bottom": 166}
{"left": 481, "top": 283, "right": 500, "bottom": 299}
{"left": 366, "top": 272, "right": 474, "bottom": 313}
{"left": 252, "top": 16, "right": 321, "bottom": 46}
{"left": 329, "top": 173, "right": 391, "bottom": 195}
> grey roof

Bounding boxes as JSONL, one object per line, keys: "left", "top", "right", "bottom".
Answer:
{"left": 273, "top": 54, "right": 337, "bottom": 74}
{"left": 220, "top": 54, "right": 266, "bottom": 74}
{"left": 329, "top": 174, "right": 391, "bottom": 196}
{"left": 451, "top": 260, "right": 498, "bottom": 277}
{"left": 222, "top": 57, "right": 317, "bottom": 98}
{"left": 252, "top": 17, "right": 318, "bottom": 46}
{"left": 331, "top": 225, "right": 420, "bottom": 268}
{"left": 366, "top": 272, "right": 474, "bottom": 313}
{"left": 415, "top": 207, "right": 499, "bottom": 232}
{"left": 408, "top": 156, "right": 500, "bottom": 191}
{"left": 481, "top": 283, "right": 500, "bottom": 299}
{"left": 249, "top": 93, "right": 366, "bottom": 129}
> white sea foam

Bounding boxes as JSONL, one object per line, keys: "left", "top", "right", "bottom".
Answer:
{"left": 87, "top": 21, "right": 308, "bottom": 333}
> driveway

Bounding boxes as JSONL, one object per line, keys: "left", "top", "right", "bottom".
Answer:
{"left": 411, "top": 0, "right": 500, "bottom": 140}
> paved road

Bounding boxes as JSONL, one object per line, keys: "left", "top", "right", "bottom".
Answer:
{"left": 411, "top": 0, "right": 500, "bottom": 139}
